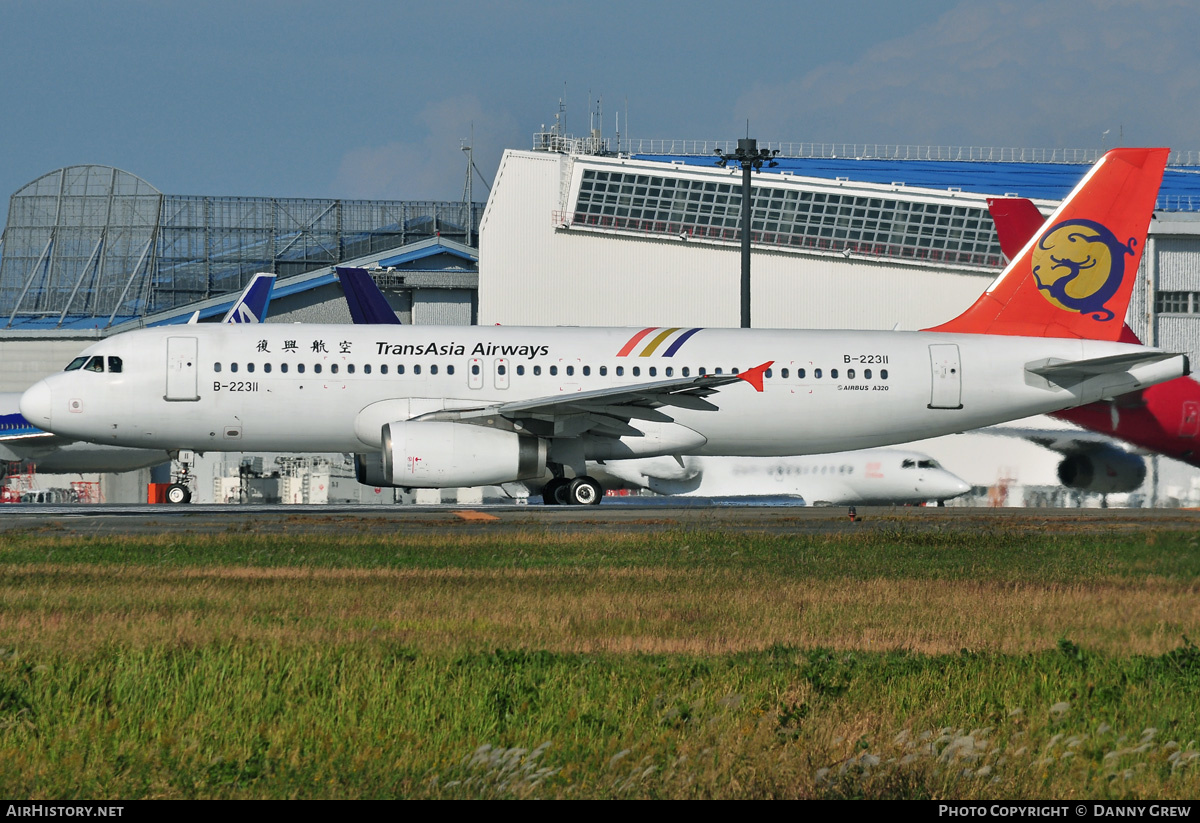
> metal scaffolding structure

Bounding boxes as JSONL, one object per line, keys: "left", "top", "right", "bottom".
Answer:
{"left": 0, "top": 165, "right": 484, "bottom": 329}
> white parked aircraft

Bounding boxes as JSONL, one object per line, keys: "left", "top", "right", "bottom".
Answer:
{"left": 18, "top": 149, "right": 1190, "bottom": 504}
{"left": 592, "top": 449, "right": 971, "bottom": 506}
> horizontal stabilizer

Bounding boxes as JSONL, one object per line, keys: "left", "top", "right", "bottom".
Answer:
{"left": 1026, "top": 351, "right": 1186, "bottom": 382}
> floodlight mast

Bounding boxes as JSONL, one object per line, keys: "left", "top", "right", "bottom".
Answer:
{"left": 715, "top": 138, "right": 779, "bottom": 328}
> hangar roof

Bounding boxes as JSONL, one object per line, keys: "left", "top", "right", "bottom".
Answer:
{"left": 633, "top": 154, "right": 1200, "bottom": 211}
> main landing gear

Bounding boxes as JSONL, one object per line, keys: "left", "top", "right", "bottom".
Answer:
{"left": 541, "top": 475, "right": 603, "bottom": 506}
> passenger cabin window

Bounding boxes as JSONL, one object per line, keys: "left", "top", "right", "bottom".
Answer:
{"left": 814, "top": 369, "right": 822, "bottom": 378}
{"left": 264, "top": 363, "right": 272, "bottom": 373}
{"left": 330, "top": 364, "right": 338, "bottom": 374}
{"left": 413, "top": 365, "right": 421, "bottom": 375}
{"left": 65, "top": 356, "right": 89, "bottom": 371}
{"left": 313, "top": 364, "right": 322, "bottom": 374}
{"left": 281, "top": 363, "right": 289, "bottom": 373}
{"left": 517, "top": 365, "right": 525, "bottom": 376}
{"left": 297, "top": 364, "right": 305, "bottom": 374}
{"left": 107, "top": 356, "right": 123, "bottom": 373}
{"left": 447, "top": 365, "right": 455, "bottom": 375}
{"left": 430, "top": 365, "right": 438, "bottom": 375}
{"left": 230, "top": 363, "right": 239, "bottom": 373}
{"left": 247, "top": 363, "right": 255, "bottom": 373}
{"left": 550, "top": 366, "right": 558, "bottom": 376}
{"left": 881, "top": 369, "right": 889, "bottom": 380}
{"left": 214, "top": 363, "right": 222, "bottom": 373}
{"left": 781, "top": 368, "right": 788, "bottom": 379}
{"left": 379, "top": 365, "right": 386, "bottom": 375}
{"left": 534, "top": 366, "right": 541, "bottom": 376}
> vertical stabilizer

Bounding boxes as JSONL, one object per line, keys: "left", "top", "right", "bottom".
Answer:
{"left": 337, "top": 267, "right": 403, "bottom": 325}
{"left": 926, "top": 148, "right": 1168, "bottom": 340}
{"left": 221, "top": 272, "right": 276, "bottom": 324}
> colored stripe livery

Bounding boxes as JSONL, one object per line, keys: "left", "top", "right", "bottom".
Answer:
{"left": 617, "top": 327, "right": 704, "bottom": 357}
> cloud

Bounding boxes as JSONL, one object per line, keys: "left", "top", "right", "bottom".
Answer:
{"left": 734, "top": 0, "right": 1200, "bottom": 151}
{"left": 329, "top": 95, "right": 519, "bottom": 201}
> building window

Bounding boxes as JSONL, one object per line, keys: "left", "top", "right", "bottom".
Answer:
{"left": 1156, "top": 291, "right": 1200, "bottom": 314}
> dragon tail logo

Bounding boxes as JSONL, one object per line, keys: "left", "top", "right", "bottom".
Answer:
{"left": 1030, "top": 218, "right": 1136, "bottom": 322}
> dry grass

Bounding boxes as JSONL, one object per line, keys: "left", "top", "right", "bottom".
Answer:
{"left": 4, "top": 563, "right": 1199, "bottom": 656}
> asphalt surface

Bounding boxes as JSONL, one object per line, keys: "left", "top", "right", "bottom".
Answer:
{"left": 2, "top": 502, "right": 1198, "bottom": 538}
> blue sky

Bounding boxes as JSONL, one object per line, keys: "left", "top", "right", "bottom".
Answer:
{"left": 1, "top": 0, "right": 1196, "bottom": 207}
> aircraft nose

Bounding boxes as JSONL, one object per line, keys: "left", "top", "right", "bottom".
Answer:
{"left": 20, "top": 381, "right": 53, "bottom": 429}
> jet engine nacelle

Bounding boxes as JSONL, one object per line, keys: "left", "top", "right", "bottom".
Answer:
{"left": 354, "top": 452, "right": 391, "bottom": 487}
{"left": 1056, "top": 447, "right": 1146, "bottom": 494}
{"left": 382, "top": 421, "right": 547, "bottom": 488}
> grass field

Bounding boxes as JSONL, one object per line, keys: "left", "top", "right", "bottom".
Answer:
{"left": 2, "top": 522, "right": 1199, "bottom": 798}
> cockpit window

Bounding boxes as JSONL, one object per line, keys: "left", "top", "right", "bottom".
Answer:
{"left": 65, "top": 356, "right": 89, "bottom": 371}
{"left": 84, "top": 356, "right": 104, "bottom": 373}
{"left": 901, "top": 459, "right": 916, "bottom": 469}
{"left": 918, "top": 459, "right": 939, "bottom": 469}
{"left": 107, "top": 356, "right": 123, "bottom": 373}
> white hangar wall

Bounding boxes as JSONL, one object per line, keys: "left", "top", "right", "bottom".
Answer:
{"left": 479, "top": 150, "right": 996, "bottom": 331}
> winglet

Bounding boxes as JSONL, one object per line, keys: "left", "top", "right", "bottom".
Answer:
{"left": 738, "top": 361, "right": 773, "bottom": 392}
{"left": 926, "top": 148, "right": 1169, "bottom": 341}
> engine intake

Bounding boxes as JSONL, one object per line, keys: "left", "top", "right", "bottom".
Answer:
{"left": 1056, "top": 447, "right": 1146, "bottom": 494}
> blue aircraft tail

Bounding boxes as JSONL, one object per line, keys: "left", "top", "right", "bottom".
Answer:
{"left": 337, "top": 267, "right": 402, "bottom": 325}
{"left": 220, "top": 272, "right": 276, "bottom": 324}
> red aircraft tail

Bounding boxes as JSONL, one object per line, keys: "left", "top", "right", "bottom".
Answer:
{"left": 926, "top": 148, "right": 1168, "bottom": 341}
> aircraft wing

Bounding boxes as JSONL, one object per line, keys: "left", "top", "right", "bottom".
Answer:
{"left": 413, "top": 362, "right": 772, "bottom": 439}
{"left": 983, "top": 426, "right": 1133, "bottom": 456}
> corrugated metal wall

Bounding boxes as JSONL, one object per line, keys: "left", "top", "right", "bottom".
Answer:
{"left": 481, "top": 151, "right": 992, "bottom": 330}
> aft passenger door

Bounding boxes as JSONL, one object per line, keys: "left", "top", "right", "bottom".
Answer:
{"left": 928, "top": 344, "right": 962, "bottom": 410}
{"left": 165, "top": 336, "right": 199, "bottom": 402}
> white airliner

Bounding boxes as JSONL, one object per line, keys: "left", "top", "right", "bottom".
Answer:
{"left": 591, "top": 449, "right": 971, "bottom": 506}
{"left": 17, "top": 149, "right": 1191, "bottom": 505}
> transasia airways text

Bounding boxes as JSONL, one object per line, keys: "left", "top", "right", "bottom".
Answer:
{"left": 375, "top": 341, "right": 550, "bottom": 359}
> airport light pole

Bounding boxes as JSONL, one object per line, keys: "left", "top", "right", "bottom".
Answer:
{"left": 715, "top": 138, "right": 778, "bottom": 328}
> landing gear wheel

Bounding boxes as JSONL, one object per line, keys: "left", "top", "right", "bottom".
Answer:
{"left": 166, "top": 483, "right": 192, "bottom": 504}
{"left": 568, "top": 476, "right": 603, "bottom": 506}
{"left": 541, "top": 477, "right": 570, "bottom": 506}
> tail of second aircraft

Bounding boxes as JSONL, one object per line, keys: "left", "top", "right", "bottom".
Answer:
{"left": 337, "top": 267, "right": 402, "bottom": 325}
{"left": 220, "top": 272, "right": 276, "bottom": 324}
{"left": 926, "top": 147, "right": 1168, "bottom": 341}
